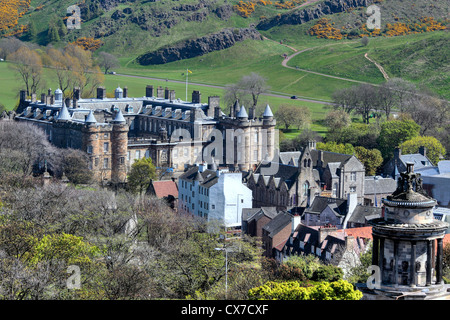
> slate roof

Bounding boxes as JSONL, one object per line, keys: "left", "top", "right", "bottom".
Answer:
{"left": 262, "top": 211, "right": 292, "bottom": 238}
{"left": 304, "top": 196, "right": 348, "bottom": 217}
{"left": 255, "top": 162, "right": 299, "bottom": 189}
{"left": 347, "top": 205, "right": 381, "bottom": 225}
{"left": 400, "top": 153, "right": 433, "bottom": 169}
{"left": 263, "top": 104, "right": 274, "bottom": 117}
{"left": 364, "top": 176, "right": 397, "bottom": 195}
{"left": 178, "top": 166, "right": 219, "bottom": 188}
{"left": 242, "top": 207, "right": 278, "bottom": 223}
{"left": 311, "top": 149, "right": 353, "bottom": 169}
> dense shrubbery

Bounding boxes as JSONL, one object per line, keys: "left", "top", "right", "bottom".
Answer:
{"left": 309, "top": 16, "right": 447, "bottom": 40}
{"left": 248, "top": 279, "right": 362, "bottom": 300}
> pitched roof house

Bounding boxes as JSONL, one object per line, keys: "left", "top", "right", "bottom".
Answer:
{"left": 280, "top": 223, "right": 372, "bottom": 276}
{"left": 242, "top": 207, "right": 279, "bottom": 238}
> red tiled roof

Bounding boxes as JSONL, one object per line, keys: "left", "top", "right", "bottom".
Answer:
{"left": 345, "top": 226, "right": 373, "bottom": 240}
{"left": 151, "top": 180, "right": 178, "bottom": 198}
{"left": 444, "top": 234, "right": 450, "bottom": 247}
{"left": 274, "top": 238, "right": 289, "bottom": 252}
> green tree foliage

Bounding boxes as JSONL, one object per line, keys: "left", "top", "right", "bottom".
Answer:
{"left": 127, "top": 157, "right": 156, "bottom": 195}
{"left": 24, "top": 233, "right": 100, "bottom": 267}
{"left": 47, "top": 24, "right": 60, "bottom": 43}
{"left": 312, "top": 264, "right": 344, "bottom": 282}
{"left": 26, "top": 20, "right": 37, "bottom": 41}
{"left": 327, "top": 123, "right": 380, "bottom": 150}
{"left": 275, "top": 104, "right": 311, "bottom": 130}
{"left": 399, "top": 136, "right": 446, "bottom": 165}
{"left": 377, "top": 117, "right": 421, "bottom": 160}
{"left": 248, "top": 279, "right": 362, "bottom": 300}
{"left": 317, "top": 141, "right": 354, "bottom": 155}
{"left": 354, "top": 146, "right": 383, "bottom": 176}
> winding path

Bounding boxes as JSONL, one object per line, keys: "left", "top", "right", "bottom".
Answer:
{"left": 364, "top": 52, "right": 389, "bottom": 80}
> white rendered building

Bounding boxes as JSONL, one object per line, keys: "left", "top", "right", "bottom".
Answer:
{"left": 178, "top": 164, "right": 252, "bottom": 228}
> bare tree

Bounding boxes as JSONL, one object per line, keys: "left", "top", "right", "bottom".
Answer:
{"left": 7, "top": 46, "right": 44, "bottom": 96}
{"left": 0, "top": 37, "right": 25, "bottom": 60}
{"left": 331, "top": 86, "right": 358, "bottom": 114}
{"left": 240, "top": 72, "right": 270, "bottom": 109}
{"left": 98, "top": 51, "right": 119, "bottom": 74}
{"left": 224, "top": 73, "right": 270, "bottom": 111}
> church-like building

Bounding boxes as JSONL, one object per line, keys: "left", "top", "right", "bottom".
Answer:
{"left": 244, "top": 141, "right": 366, "bottom": 209}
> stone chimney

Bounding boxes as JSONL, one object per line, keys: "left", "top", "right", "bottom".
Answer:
{"left": 156, "top": 86, "right": 164, "bottom": 98}
{"left": 73, "top": 87, "right": 81, "bottom": 100}
{"left": 248, "top": 107, "right": 255, "bottom": 120}
{"left": 345, "top": 235, "right": 355, "bottom": 251}
{"left": 123, "top": 87, "right": 128, "bottom": 98}
{"left": 31, "top": 93, "right": 37, "bottom": 103}
{"left": 164, "top": 87, "right": 170, "bottom": 99}
{"left": 20, "top": 90, "right": 27, "bottom": 102}
{"left": 208, "top": 96, "right": 220, "bottom": 118}
{"left": 192, "top": 90, "right": 201, "bottom": 104}
{"left": 419, "top": 146, "right": 427, "bottom": 157}
{"left": 146, "top": 85, "right": 154, "bottom": 97}
{"left": 292, "top": 213, "right": 301, "bottom": 234}
{"left": 97, "top": 87, "right": 106, "bottom": 99}
{"left": 318, "top": 224, "right": 338, "bottom": 243}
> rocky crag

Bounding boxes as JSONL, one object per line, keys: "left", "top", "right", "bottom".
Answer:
{"left": 137, "top": 27, "right": 263, "bottom": 65}
{"left": 257, "top": 0, "right": 376, "bottom": 30}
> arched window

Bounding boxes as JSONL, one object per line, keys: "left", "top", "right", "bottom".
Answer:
{"left": 303, "top": 181, "right": 310, "bottom": 196}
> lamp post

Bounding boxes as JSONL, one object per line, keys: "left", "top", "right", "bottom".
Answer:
{"left": 215, "top": 247, "right": 228, "bottom": 299}
{"left": 374, "top": 176, "right": 379, "bottom": 207}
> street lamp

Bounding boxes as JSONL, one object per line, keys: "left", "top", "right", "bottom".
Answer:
{"left": 374, "top": 176, "right": 379, "bottom": 207}
{"left": 215, "top": 247, "right": 228, "bottom": 299}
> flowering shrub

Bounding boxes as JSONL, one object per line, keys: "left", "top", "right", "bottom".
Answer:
{"left": 309, "top": 16, "right": 447, "bottom": 40}
{"left": 0, "top": 0, "right": 31, "bottom": 34}
{"left": 71, "top": 37, "right": 103, "bottom": 51}
{"left": 308, "top": 18, "right": 344, "bottom": 40}
{"left": 234, "top": 0, "right": 305, "bottom": 18}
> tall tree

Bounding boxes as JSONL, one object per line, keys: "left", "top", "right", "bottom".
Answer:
{"left": 399, "top": 136, "right": 446, "bottom": 165}
{"left": 377, "top": 117, "right": 421, "bottom": 160}
{"left": 127, "top": 158, "right": 156, "bottom": 195}
{"left": 98, "top": 51, "right": 119, "bottom": 74}
{"left": 275, "top": 104, "right": 311, "bottom": 130}
{"left": 7, "top": 46, "right": 43, "bottom": 96}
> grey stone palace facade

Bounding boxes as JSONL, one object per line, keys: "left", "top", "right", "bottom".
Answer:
{"left": 13, "top": 86, "right": 276, "bottom": 184}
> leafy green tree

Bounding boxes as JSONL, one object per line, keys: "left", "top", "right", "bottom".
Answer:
{"left": 399, "top": 136, "right": 446, "bottom": 165}
{"left": 377, "top": 117, "right": 420, "bottom": 160}
{"left": 26, "top": 20, "right": 37, "bottom": 41}
{"left": 24, "top": 233, "right": 100, "bottom": 267}
{"left": 47, "top": 24, "right": 60, "bottom": 43}
{"left": 312, "top": 265, "right": 343, "bottom": 282}
{"left": 275, "top": 104, "right": 311, "bottom": 130}
{"left": 354, "top": 146, "right": 383, "bottom": 176}
{"left": 127, "top": 157, "right": 156, "bottom": 195}
{"left": 317, "top": 141, "right": 355, "bottom": 155}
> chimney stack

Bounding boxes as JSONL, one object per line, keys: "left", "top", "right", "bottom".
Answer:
{"left": 192, "top": 90, "right": 201, "bottom": 104}
{"left": 146, "top": 85, "right": 154, "bottom": 97}
{"left": 97, "top": 87, "right": 106, "bottom": 100}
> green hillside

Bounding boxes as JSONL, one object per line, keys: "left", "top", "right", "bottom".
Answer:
{"left": 1, "top": 0, "right": 448, "bottom": 105}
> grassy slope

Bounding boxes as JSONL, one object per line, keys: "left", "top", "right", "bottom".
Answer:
{"left": 4, "top": 0, "right": 448, "bottom": 111}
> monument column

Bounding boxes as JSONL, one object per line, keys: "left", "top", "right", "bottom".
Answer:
{"left": 436, "top": 238, "right": 444, "bottom": 284}
{"left": 410, "top": 241, "right": 417, "bottom": 287}
{"left": 426, "top": 240, "right": 433, "bottom": 286}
